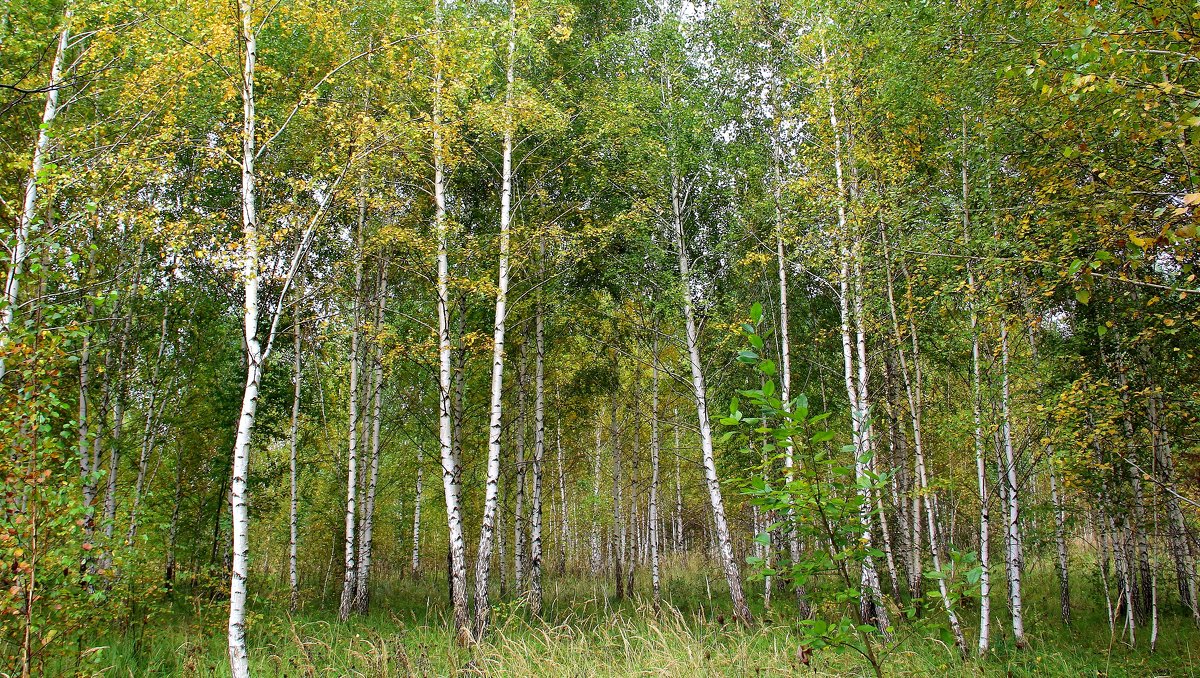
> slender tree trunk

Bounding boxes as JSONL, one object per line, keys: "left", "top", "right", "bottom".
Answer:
{"left": 165, "top": 448, "right": 183, "bottom": 589}
{"left": 472, "top": 0, "right": 517, "bottom": 636}
{"left": 530, "top": 243, "right": 547, "bottom": 615}
{"left": 411, "top": 447, "right": 423, "bottom": 576}
{"left": 432, "top": 0, "right": 469, "bottom": 638}
{"left": 612, "top": 393, "right": 625, "bottom": 600}
{"left": 127, "top": 282, "right": 173, "bottom": 543}
{"left": 827, "top": 56, "right": 887, "bottom": 635}
{"left": 100, "top": 244, "right": 142, "bottom": 566}
{"left": 997, "top": 321, "right": 1026, "bottom": 646}
{"left": 591, "top": 419, "right": 602, "bottom": 575}
{"left": 79, "top": 242, "right": 96, "bottom": 522}
{"left": 1145, "top": 383, "right": 1199, "bottom": 622}
{"left": 674, "top": 412, "right": 683, "bottom": 553}
{"left": 355, "top": 264, "right": 387, "bottom": 613}
{"left": 0, "top": 4, "right": 70, "bottom": 381}
{"left": 1114, "top": 355, "right": 1152, "bottom": 620}
{"left": 670, "top": 167, "right": 750, "bottom": 624}
{"left": 515, "top": 352, "right": 528, "bottom": 594}
{"left": 650, "top": 342, "right": 662, "bottom": 607}
{"left": 229, "top": 5, "right": 260, "bottom": 673}
{"left": 1049, "top": 461, "right": 1070, "bottom": 625}
{"left": 338, "top": 193, "right": 366, "bottom": 621}
{"left": 557, "top": 414, "right": 569, "bottom": 575}
{"left": 957, "top": 134, "right": 991, "bottom": 653}
{"left": 289, "top": 305, "right": 302, "bottom": 611}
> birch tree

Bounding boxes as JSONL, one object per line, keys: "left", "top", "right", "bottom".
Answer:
{"left": 472, "top": 0, "right": 517, "bottom": 636}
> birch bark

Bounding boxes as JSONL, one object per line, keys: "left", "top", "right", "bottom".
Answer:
{"left": 472, "top": 0, "right": 517, "bottom": 635}
{"left": 671, "top": 169, "right": 750, "bottom": 624}
{"left": 0, "top": 4, "right": 71, "bottom": 381}
{"left": 337, "top": 194, "right": 366, "bottom": 621}
{"left": 354, "top": 264, "right": 387, "bottom": 613}
{"left": 289, "top": 305, "right": 302, "bottom": 611}
{"left": 530, "top": 242, "right": 547, "bottom": 615}
{"left": 650, "top": 342, "right": 661, "bottom": 606}
{"left": 998, "top": 321, "right": 1026, "bottom": 646}
{"left": 431, "top": 0, "right": 470, "bottom": 637}
{"left": 228, "top": 4, "right": 260, "bottom": 672}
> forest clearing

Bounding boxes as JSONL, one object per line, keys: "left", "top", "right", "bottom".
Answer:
{"left": 4, "top": 0, "right": 1200, "bottom": 676}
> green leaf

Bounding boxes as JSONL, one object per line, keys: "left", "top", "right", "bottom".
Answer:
{"left": 750, "top": 302, "right": 763, "bottom": 323}
{"left": 1076, "top": 288, "right": 1091, "bottom": 305}
{"left": 759, "top": 359, "right": 776, "bottom": 376}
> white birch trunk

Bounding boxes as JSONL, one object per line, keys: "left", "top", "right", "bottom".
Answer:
{"left": 611, "top": 394, "right": 625, "bottom": 599}
{"left": 337, "top": 197, "right": 365, "bottom": 621}
{"left": 674, "top": 412, "right": 683, "bottom": 553}
{"left": 515, "top": 354, "right": 528, "bottom": 593}
{"left": 671, "top": 170, "right": 751, "bottom": 624}
{"left": 827, "top": 59, "right": 887, "bottom": 634}
{"left": 998, "top": 321, "right": 1026, "bottom": 646}
{"left": 530, "top": 242, "right": 546, "bottom": 615}
{"left": 411, "top": 447, "right": 423, "bottom": 576}
{"left": 289, "top": 307, "right": 302, "bottom": 611}
{"left": 650, "top": 343, "right": 661, "bottom": 606}
{"left": 0, "top": 4, "right": 70, "bottom": 381}
{"left": 472, "top": 0, "right": 517, "bottom": 635}
{"left": 591, "top": 419, "right": 602, "bottom": 575}
{"left": 432, "top": 0, "right": 469, "bottom": 636}
{"left": 1049, "top": 463, "right": 1069, "bottom": 625}
{"left": 557, "top": 415, "right": 569, "bottom": 574}
{"left": 354, "top": 265, "right": 387, "bottom": 613}
{"left": 228, "top": 4, "right": 259, "bottom": 673}
{"left": 960, "top": 136, "right": 990, "bottom": 653}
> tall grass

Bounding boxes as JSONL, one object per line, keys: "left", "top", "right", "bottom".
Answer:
{"left": 52, "top": 555, "right": 1199, "bottom": 676}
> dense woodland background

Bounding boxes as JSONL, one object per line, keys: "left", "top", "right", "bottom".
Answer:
{"left": 3, "top": 0, "right": 1200, "bottom": 675}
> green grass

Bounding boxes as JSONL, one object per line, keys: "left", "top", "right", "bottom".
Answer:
{"left": 50, "top": 556, "right": 1200, "bottom": 677}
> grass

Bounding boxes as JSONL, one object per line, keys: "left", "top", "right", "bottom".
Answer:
{"left": 48, "top": 555, "right": 1200, "bottom": 676}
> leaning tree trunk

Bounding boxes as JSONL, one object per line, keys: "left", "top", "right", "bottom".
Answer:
{"left": 670, "top": 167, "right": 751, "bottom": 625}
{"left": 472, "top": 0, "right": 517, "bottom": 637}
{"left": 1, "top": 4, "right": 70, "bottom": 381}
{"left": 127, "top": 282, "right": 174, "bottom": 543}
{"left": 1145, "top": 380, "right": 1199, "bottom": 622}
{"left": 289, "top": 302, "right": 302, "bottom": 611}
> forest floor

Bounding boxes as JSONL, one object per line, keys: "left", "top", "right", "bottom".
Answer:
{"left": 62, "top": 560, "right": 1200, "bottom": 677}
